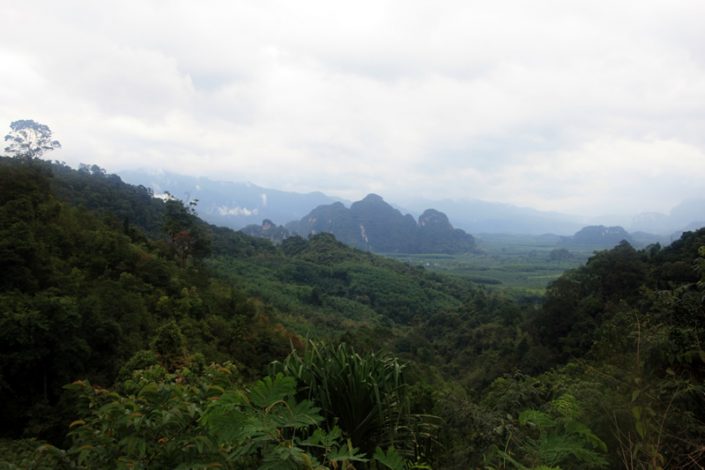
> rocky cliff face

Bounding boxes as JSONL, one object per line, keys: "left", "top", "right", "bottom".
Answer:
{"left": 287, "top": 194, "right": 476, "bottom": 254}
{"left": 417, "top": 209, "right": 476, "bottom": 254}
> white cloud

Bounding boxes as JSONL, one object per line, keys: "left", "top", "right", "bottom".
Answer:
{"left": 217, "top": 206, "right": 258, "bottom": 217}
{"left": 492, "top": 138, "right": 705, "bottom": 215}
{"left": 1, "top": 1, "right": 704, "bottom": 217}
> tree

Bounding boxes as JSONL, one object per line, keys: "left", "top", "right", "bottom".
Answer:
{"left": 162, "top": 197, "right": 211, "bottom": 266}
{"left": 4, "top": 120, "right": 61, "bottom": 160}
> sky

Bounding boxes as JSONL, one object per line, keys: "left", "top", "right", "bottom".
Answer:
{"left": 2, "top": 0, "right": 705, "bottom": 217}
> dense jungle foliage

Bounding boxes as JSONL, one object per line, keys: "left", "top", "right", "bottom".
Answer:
{"left": 1, "top": 156, "right": 704, "bottom": 469}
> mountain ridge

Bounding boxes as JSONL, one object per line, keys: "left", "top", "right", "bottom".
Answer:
{"left": 118, "top": 169, "right": 344, "bottom": 229}
{"left": 286, "top": 194, "right": 478, "bottom": 254}
{"left": 119, "top": 168, "right": 705, "bottom": 236}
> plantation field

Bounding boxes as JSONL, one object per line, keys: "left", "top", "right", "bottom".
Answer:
{"left": 385, "top": 234, "right": 596, "bottom": 297}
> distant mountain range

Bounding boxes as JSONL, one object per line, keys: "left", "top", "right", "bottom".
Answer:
{"left": 119, "top": 170, "right": 342, "bottom": 229}
{"left": 119, "top": 169, "right": 704, "bottom": 238}
{"left": 559, "top": 225, "right": 635, "bottom": 249}
{"left": 243, "top": 194, "right": 477, "bottom": 254}
{"left": 629, "top": 199, "right": 705, "bottom": 236}
{"left": 403, "top": 198, "right": 584, "bottom": 235}
{"left": 288, "top": 194, "right": 477, "bottom": 254}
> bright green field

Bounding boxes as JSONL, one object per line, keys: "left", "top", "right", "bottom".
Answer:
{"left": 384, "top": 234, "right": 596, "bottom": 297}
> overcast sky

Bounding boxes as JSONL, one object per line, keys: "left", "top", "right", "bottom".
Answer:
{"left": 2, "top": 1, "right": 705, "bottom": 217}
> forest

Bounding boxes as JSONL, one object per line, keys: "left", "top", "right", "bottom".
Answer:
{"left": 1, "top": 155, "right": 704, "bottom": 469}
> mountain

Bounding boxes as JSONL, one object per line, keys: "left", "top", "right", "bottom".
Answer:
{"left": 630, "top": 198, "right": 705, "bottom": 235}
{"left": 629, "top": 211, "right": 672, "bottom": 235}
{"left": 629, "top": 231, "right": 671, "bottom": 247}
{"left": 119, "top": 169, "right": 705, "bottom": 237}
{"left": 403, "top": 198, "right": 583, "bottom": 235}
{"left": 560, "top": 225, "right": 635, "bottom": 249}
{"left": 287, "top": 194, "right": 477, "bottom": 254}
{"left": 118, "top": 169, "right": 342, "bottom": 229}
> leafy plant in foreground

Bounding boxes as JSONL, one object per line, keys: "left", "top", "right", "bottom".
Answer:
{"left": 488, "top": 393, "right": 608, "bottom": 470}
{"left": 271, "top": 341, "right": 440, "bottom": 463}
{"left": 19, "top": 362, "right": 406, "bottom": 469}
{"left": 202, "top": 372, "right": 369, "bottom": 469}
{"left": 63, "top": 363, "right": 239, "bottom": 468}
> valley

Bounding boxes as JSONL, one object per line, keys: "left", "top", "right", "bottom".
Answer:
{"left": 385, "top": 235, "right": 593, "bottom": 297}
{"left": 5, "top": 3, "right": 705, "bottom": 467}
{"left": 1, "top": 155, "right": 704, "bottom": 469}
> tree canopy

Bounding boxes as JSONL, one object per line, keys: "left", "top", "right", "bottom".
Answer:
{"left": 1, "top": 152, "right": 704, "bottom": 468}
{"left": 3, "top": 120, "right": 61, "bottom": 160}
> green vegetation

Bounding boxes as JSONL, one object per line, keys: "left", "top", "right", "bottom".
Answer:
{"left": 62, "top": 364, "right": 379, "bottom": 469}
{"left": 271, "top": 341, "right": 439, "bottom": 461}
{"left": 1, "top": 146, "right": 704, "bottom": 468}
{"left": 385, "top": 235, "right": 592, "bottom": 299}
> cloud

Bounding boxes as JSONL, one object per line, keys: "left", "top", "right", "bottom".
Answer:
{"left": 1, "top": 1, "right": 704, "bottom": 217}
{"left": 492, "top": 138, "right": 705, "bottom": 215}
{"left": 217, "top": 206, "right": 258, "bottom": 217}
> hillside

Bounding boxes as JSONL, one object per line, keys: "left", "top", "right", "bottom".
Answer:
{"left": 239, "top": 218, "right": 291, "bottom": 244}
{"left": 287, "top": 193, "right": 477, "bottom": 254}
{"left": 0, "top": 158, "right": 500, "bottom": 445}
{"left": 2, "top": 156, "right": 705, "bottom": 468}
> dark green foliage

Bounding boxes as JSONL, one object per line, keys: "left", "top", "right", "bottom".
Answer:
{"left": 0, "top": 158, "right": 295, "bottom": 440}
{"left": 3, "top": 153, "right": 705, "bottom": 468}
{"left": 162, "top": 197, "right": 211, "bottom": 266}
{"left": 208, "top": 230, "right": 488, "bottom": 342}
{"left": 20, "top": 361, "right": 409, "bottom": 469}
{"left": 531, "top": 241, "right": 647, "bottom": 361}
{"left": 520, "top": 230, "right": 705, "bottom": 468}
{"left": 61, "top": 363, "right": 239, "bottom": 468}
{"left": 271, "top": 342, "right": 439, "bottom": 461}
{"left": 202, "top": 371, "right": 371, "bottom": 468}
{"left": 489, "top": 393, "right": 608, "bottom": 469}
{"left": 150, "top": 321, "right": 188, "bottom": 370}
{"left": 49, "top": 160, "right": 167, "bottom": 239}
{"left": 373, "top": 446, "right": 408, "bottom": 470}
{"left": 210, "top": 223, "right": 278, "bottom": 257}
{"left": 0, "top": 438, "right": 71, "bottom": 469}
{"left": 548, "top": 248, "right": 573, "bottom": 261}
{"left": 240, "top": 219, "right": 291, "bottom": 244}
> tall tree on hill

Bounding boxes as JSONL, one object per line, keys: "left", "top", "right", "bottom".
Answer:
{"left": 3, "top": 120, "right": 61, "bottom": 160}
{"left": 163, "top": 196, "right": 211, "bottom": 266}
